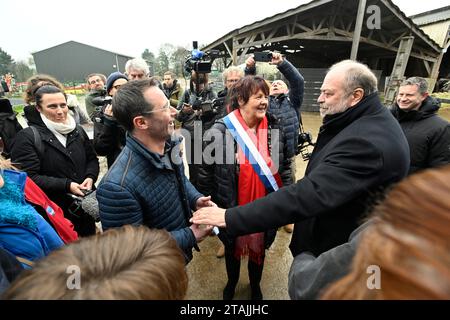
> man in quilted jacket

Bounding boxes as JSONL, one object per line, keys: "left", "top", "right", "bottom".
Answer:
{"left": 96, "top": 78, "right": 213, "bottom": 263}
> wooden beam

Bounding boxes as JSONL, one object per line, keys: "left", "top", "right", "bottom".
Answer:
{"left": 350, "top": 0, "right": 367, "bottom": 60}
{"left": 232, "top": 38, "right": 238, "bottom": 66}
{"left": 223, "top": 41, "right": 233, "bottom": 59}
{"left": 379, "top": 0, "right": 441, "bottom": 53}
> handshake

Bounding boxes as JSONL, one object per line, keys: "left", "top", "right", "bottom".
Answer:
{"left": 192, "top": 196, "right": 227, "bottom": 238}
{"left": 192, "top": 196, "right": 228, "bottom": 242}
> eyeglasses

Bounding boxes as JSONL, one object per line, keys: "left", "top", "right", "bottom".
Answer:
{"left": 89, "top": 79, "right": 103, "bottom": 85}
{"left": 141, "top": 101, "right": 171, "bottom": 115}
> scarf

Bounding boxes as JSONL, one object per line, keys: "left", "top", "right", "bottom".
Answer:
{"left": 0, "top": 171, "right": 38, "bottom": 230}
{"left": 40, "top": 113, "right": 76, "bottom": 147}
{"left": 233, "top": 109, "right": 282, "bottom": 265}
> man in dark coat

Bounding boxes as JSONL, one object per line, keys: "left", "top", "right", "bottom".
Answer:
{"left": 192, "top": 60, "right": 409, "bottom": 264}
{"left": 96, "top": 79, "right": 213, "bottom": 263}
{"left": 391, "top": 77, "right": 450, "bottom": 174}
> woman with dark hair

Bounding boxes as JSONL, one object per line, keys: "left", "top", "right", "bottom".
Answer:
{"left": 11, "top": 85, "right": 99, "bottom": 236}
{"left": 23, "top": 74, "right": 89, "bottom": 126}
{"left": 198, "top": 76, "right": 292, "bottom": 300}
{"left": 322, "top": 165, "right": 450, "bottom": 300}
{"left": 176, "top": 71, "right": 217, "bottom": 188}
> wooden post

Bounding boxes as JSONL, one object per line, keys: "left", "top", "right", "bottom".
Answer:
{"left": 350, "top": 0, "right": 367, "bottom": 60}
{"left": 232, "top": 38, "right": 238, "bottom": 66}
{"left": 429, "top": 25, "right": 450, "bottom": 92}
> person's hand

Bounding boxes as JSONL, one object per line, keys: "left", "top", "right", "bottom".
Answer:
{"left": 246, "top": 56, "right": 256, "bottom": 69}
{"left": 269, "top": 52, "right": 283, "bottom": 66}
{"left": 104, "top": 104, "right": 113, "bottom": 117}
{"left": 191, "top": 207, "right": 227, "bottom": 228}
{"left": 69, "top": 182, "right": 85, "bottom": 196}
{"left": 196, "top": 196, "right": 217, "bottom": 210}
{"left": 182, "top": 103, "right": 194, "bottom": 114}
{"left": 190, "top": 223, "right": 213, "bottom": 243}
{"left": 80, "top": 178, "right": 94, "bottom": 191}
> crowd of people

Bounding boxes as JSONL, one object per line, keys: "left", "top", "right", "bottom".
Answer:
{"left": 0, "top": 53, "right": 449, "bottom": 301}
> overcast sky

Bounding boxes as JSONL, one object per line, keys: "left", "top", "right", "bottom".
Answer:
{"left": 1, "top": 0, "right": 446, "bottom": 62}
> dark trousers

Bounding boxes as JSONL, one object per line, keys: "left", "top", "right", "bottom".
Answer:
{"left": 224, "top": 247, "right": 265, "bottom": 294}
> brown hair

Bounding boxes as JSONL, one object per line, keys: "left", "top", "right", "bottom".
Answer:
{"left": 229, "top": 75, "right": 270, "bottom": 110}
{"left": 322, "top": 165, "right": 450, "bottom": 300}
{"left": 189, "top": 71, "right": 209, "bottom": 93}
{"left": 24, "top": 74, "right": 65, "bottom": 105}
{"left": 3, "top": 225, "right": 188, "bottom": 300}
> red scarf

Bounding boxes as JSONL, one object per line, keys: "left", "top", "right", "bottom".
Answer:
{"left": 233, "top": 109, "right": 281, "bottom": 265}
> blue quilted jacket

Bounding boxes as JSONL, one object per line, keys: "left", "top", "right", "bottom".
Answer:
{"left": 96, "top": 134, "right": 203, "bottom": 263}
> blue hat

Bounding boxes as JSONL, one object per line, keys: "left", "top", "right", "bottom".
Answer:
{"left": 106, "top": 72, "right": 128, "bottom": 94}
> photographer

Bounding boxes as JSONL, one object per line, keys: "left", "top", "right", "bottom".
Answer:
{"left": 177, "top": 71, "right": 217, "bottom": 188}
{"left": 246, "top": 52, "right": 305, "bottom": 233}
{"left": 93, "top": 72, "right": 128, "bottom": 168}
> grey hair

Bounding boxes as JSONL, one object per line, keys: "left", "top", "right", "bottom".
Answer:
{"left": 125, "top": 58, "right": 150, "bottom": 75}
{"left": 222, "top": 66, "right": 244, "bottom": 84}
{"left": 401, "top": 77, "right": 428, "bottom": 95}
{"left": 329, "top": 60, "right": 378, "bottom": 97}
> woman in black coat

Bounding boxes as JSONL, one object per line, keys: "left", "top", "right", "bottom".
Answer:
{"left": 198, "top": 76, "right": 292, "bottom": 300}
{"left": 11, "top": 85, "right": 99, "bottom": 236}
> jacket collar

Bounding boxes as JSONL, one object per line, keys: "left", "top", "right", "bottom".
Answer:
{"left": 321, "top": 92, "right": 383, "bottom": 134}
{"left": 126, "top": 133, "right": 182, "bottom": 170}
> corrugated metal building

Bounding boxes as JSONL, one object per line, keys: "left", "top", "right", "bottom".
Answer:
{"left": 32, "top": 41, "right": 133, "bottom": 83}
{"left": 411, "top": 6, "right": 450, "bottom": 81}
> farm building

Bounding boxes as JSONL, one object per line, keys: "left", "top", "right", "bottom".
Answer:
{"left": 203, "top": 0, "right": 445, "bottom": 110}
{"left": 32, "top": 41, "right": 133, "bottom": 84}
{"left": 410, "top": 5, "right": 450, "bottom": 90}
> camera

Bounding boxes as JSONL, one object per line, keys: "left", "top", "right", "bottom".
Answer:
{"left": 91, "top": 96, "right": 113, "bottom": 112}
{"left": 296, "top": 131, "right": 315, "bottom": 161}
{"left": 192, "top": 97, "right": 225, "bottom": 115}
{"left": 253, "top": 52, "right": 273, "bottom": 62}
{"left": 184, "top": 41, "right": 220, "bottom": 75}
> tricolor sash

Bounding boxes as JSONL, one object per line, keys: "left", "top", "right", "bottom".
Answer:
{"left": 223, "top": 110, "right": 281, "bottom": 193}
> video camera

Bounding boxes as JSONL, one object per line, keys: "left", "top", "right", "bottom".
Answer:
{"left": 191, "top": 97, "right": 225, "bottom": 115}
{"left": 91, "top": 96, "right": 113, "bottom": 112}
{"left": 296, "top": 130, "right": 315, "bottom": 161}
{"left": 184, "top": 41, "right": 220, "bottom": 75}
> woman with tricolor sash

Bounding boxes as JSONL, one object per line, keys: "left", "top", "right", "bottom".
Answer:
{"left": 198, "top": 76, "right": 292, "bottom": 300}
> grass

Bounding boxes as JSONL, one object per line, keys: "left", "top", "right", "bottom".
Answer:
{"left": 13, "top": 104, "right": 24, "bottom": 114}
{"left": 431, "top": 92, "right": 450, "bottom": 109}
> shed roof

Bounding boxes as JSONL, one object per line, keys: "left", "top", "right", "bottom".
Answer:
{"left": 32, "top": 40, "right": 134, "bottom": 59}
{"left": 410, "top": 5, "right": 450, "bottom": 26}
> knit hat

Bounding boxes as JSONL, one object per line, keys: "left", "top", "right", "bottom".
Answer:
{"left": 106, "top": 72, "right": 128, "bottom": 94}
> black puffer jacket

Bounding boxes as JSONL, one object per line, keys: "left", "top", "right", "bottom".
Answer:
{"left": 176, "top": 87, "right": 218, "bottom": 134}
{"left": 11, "top": 107, "right": 99, "bottom": 217}
{"left": 391, "top": 96, "right": 450, "bottom": 174}
{"left": 93, "top": 113, "right": 126, "bottom": 168}
{"left": 197, "top": 113, "right": 292, "bottom": 249}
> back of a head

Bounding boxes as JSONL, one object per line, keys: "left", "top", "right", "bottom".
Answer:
{"left": 321, "top": 165, "right": 450, "bottom": 299}
{"left": 3, "top": 225, "right": 188, "bottom": 300}
{"left": 328, "top": 60, "right": 378, "bottom": 97}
